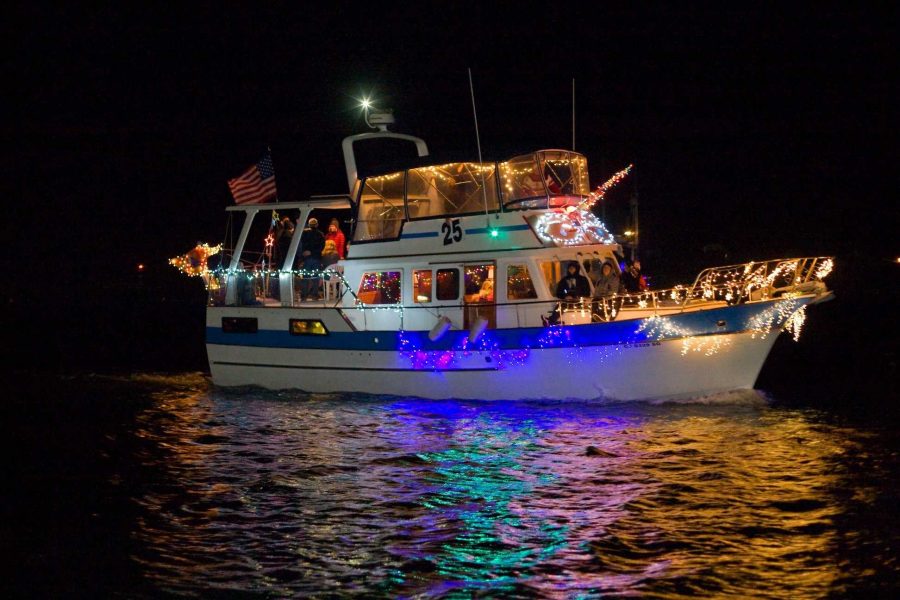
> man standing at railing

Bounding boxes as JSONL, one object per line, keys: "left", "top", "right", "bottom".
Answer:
{"left": 622, "top": 260, "right": 649, "bottom": 293}
{"left": 298, "top": 217, "right": 325, "bottom": 301}
{"left": 545, "top": 261, "right": 592, "bottom": 325}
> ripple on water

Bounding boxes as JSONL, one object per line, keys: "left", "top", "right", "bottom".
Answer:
{"left": 18, "top": 373, "right": 896, "bottom": 599}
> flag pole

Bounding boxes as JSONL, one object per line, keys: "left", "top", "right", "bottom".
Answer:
{"left": 269, "top": 146, "right": 279, "bottom": 202}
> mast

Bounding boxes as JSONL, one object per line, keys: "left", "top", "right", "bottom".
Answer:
{"left": 629, "top": 182, "right": 639, "bottom": 261}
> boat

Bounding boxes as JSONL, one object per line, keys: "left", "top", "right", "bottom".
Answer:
{"left": 201, "top": 110, "right": 834, "bottom": 401}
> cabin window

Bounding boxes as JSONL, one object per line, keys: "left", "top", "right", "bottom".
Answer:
{"left": 407, "top": 163, "right": 500, "bottom": 219}
{"left": 357, "top": 271, "right": 402, "bottom": 304}
{"left": 221, "top": 317, "right": 258, "bottom": 333}
{"left": 507, "top": 265, "right": 538, "bottom": 300}
{"left": 539, "top": 261, "right": 563, "bottom": 296}
{"left": 542, "top": 151, "right": 590, "bottom": 207}
{"left": 464, "top": 264, "right": 495, "bottom": 303}
{"left": 499, "top": 154, "right": 546, "bottom": 209}
{"left": 289, "top": 319, "right": 329, "bottom": 336}
{"left": 435, "top": 268, "right": 459, "bottom": 301}
{"left": 413, "top": 269, "right": 432, "bottom": 303}
{"left": 500, "top": 151, "right": 590, "bottom": 210}
{"left": 355, "top": 172, "right": 406, "bottom": 242}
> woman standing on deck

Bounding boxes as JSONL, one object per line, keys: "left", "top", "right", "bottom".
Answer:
{"left": 326, "top": 218, "right": 347, "bottom": 259}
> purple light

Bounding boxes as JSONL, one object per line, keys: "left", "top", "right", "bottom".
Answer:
{"left": 398, "top": 331, "right": 531, "bottom": 371}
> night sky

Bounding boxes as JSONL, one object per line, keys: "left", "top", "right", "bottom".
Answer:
{"left": 2, "top": 5, "right": 897, "bottom": 372}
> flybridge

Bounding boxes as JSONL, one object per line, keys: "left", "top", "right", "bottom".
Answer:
{"left": 352, "top": 150, "right": 593, "bottom": 243}
{"left": 341, "top": 106, "right": 595, "bottom": 242}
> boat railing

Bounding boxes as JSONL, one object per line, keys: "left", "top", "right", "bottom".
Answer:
{"left": 206, "top": 256, "right": 834, "bottom": 326}
{"left": 684, "top": 256, "right": 834, "bottom": 304}
{"left": 206, "top": 265, "right": 354, "bottom": 307}
{"left": 585, "top": 256, "right": 834, "bottom": 321}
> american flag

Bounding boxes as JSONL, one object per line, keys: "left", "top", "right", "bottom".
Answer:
{"left": 227, "top": 151, "right": 277, "bottom": 204}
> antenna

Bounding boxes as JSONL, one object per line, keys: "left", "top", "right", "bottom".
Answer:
{"left": 630, "top": 171, "right": 640, "bottom": 261}
{"left": 468, "top": 68, "right": 495, "bottom": 234}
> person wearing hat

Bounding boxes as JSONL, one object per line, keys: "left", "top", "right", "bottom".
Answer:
{"left": 298, "top": 217, "right": 325, "bottom": 300}
{"left": 555, "top": 261, "right": 591, "bottom": 300}
{"left": 325, "top": 218, "right": 347, "bottom": 259}
{"left": 545, "top": 261, "right": 591, "bottom": 325}
{"left": 273, "top": 215, "right": 295, "bottom": 268}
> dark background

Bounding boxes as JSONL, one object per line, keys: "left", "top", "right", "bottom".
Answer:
{"left": 1, "top": 4, "right": 896, "bottom": 410}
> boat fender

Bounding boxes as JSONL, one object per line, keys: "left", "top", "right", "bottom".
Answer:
{"left": 428, "top": 316, "right": 453, "bottom": 341}
{"left": 467, "top": 316, "right": 489, "bottom": 343}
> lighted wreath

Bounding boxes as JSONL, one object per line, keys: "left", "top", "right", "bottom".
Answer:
{"left": 534, "top": 208, "right": 616, "bottom": 246}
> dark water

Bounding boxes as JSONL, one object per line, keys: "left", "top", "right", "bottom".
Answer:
{"left": 2, "top": 253, "right": 896, "bottom": 597}
{"left": 5, "top": 372, "right": 898, "bottom": 599}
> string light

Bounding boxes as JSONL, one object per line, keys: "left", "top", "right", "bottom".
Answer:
{"left": 683, "top": 336, "right": 732, "bottom": 356}
{"left": 785, "top": 305, "right": 807, "bottom": 342}
{"left": 814, "top": 258, "right": 834, "bottom": 280}
{"left": 747, "top": 299, "right": 801, "bottom": 339}
{"left": 688, "top": 257, "right": 834, "bottom": 303}
{"left": 169, "top": 243, "right": 222, "bottom": 277}
{"left": 397, "top": 331, "right": 530, "bottom": 371}
{"left": 635, "top": 315, "right": 732, "bottom": 355}
{"left": 533, "top": 208, "right": 616, "bottom": 246}
{"left": 364, "top": 171, "right": 404, "bottom": 183}
{"left": 577, "top": 164, "right": 633, "bottom": 210}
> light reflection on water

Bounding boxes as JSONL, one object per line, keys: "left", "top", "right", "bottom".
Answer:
{"left": 77, "top": 375, "right": 900, "bottom": 597}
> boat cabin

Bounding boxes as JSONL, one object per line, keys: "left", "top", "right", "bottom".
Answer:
{"left": 208, "top": 148, "right": 627, "bottom": 332}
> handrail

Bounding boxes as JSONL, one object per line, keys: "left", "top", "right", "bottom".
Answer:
{"left": 685, "top": 256, "right": 833, "bottom": 305}
{"left": 206, "top": 256, "right": 834, "bottom": 319}
{"left": 584, "top": 256, "right": 834, "bottom": 321}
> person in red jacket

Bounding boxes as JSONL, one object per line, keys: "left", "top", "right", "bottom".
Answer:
{"left": 325, "top": 218, "right": 347, "bottom": 259}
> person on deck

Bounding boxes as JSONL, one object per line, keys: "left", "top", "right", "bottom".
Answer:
{"left": 621, "top": 259, "right": 648, "bottom": 294}
{"left": 321, "top": 239, "right": 340, "bottom": 269}
{"left": 592, "top": 262, "right": 623, "bottom": 298}
{"left": 299, "top": 217, "right": 325, "bottom": 301}
{"left": 591, "top": 261, "right": 623, "bottom": 322}
{"left": 325, "top": 218, "right": 347, "bottom": 259}
{"left": 273, "top": 215, "right": 294, "bottom": 268}
{"left": 555, "top": 261, "right": 592, "bottom": 300}
{"left": 546, "top": 261, "right": 591, "bottom": 325}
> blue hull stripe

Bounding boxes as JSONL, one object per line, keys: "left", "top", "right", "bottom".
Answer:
{"left": 402, "top": 224, "right": 531, "bottom": 239}
{"left": 465, "top": 224, "right": 531, "bottom": 235}
{"left": 209, "top": 361, "right": 497, "bottom": 372}
{"left": 207, "top": 298, "right": 812, "bottom": 352}
{"left": 401, "top": 231, "right": 440, "bottom": 239}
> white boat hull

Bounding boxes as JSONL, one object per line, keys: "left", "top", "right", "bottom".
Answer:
{"left": 207, "top": 329, "right": 780, "bottom": 401}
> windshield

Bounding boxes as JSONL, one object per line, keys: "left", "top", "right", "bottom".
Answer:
{"left": 407, "top": 162, "right": 499, "bottom": 219}
{"left": 499, "top": 151, "right": 590, "bottom": 209}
